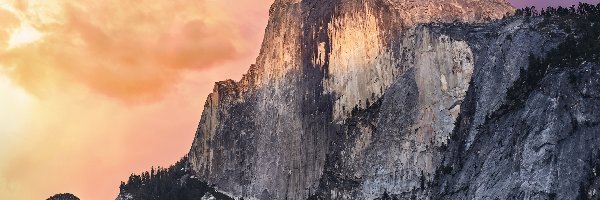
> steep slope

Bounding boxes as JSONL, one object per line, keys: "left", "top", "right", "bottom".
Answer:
{"left": 313, "top": 15, "right": 576, "bottom": 199}
{"left": 117, "top": 1, "right": 600, "bottom": 200}
{"left": 187, "top": 0, "right": 513, "bottom": 199}
{"left": 436, "top": 62, "right": 600, "bottom": 200}
{"left": 434, "top": 10, "right": 600, "bottom": 199}
{"left": 116, "top": 157, "right": 235, "bottom": 200}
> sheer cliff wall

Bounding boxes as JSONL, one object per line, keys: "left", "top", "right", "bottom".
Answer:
{"left": 187, "top": 0, "right": 516, "bottom": 199}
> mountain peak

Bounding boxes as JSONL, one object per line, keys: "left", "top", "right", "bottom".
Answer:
{"left": 115, "top": 1, "right": 600, "bottom": 200}
{"left": 271, "top": 0, "right": 514, "bottom": 24}
{"left": 388, "top": 0, "right": 515, "bottom": 24}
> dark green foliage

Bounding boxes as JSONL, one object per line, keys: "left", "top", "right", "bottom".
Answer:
{"left": 577, "top": 184, "right": 589, "bottom": 200}
{"left": 517, "top": 3, "right": 600, "bottom": 18}
{"left": 528, "top": 3, "right": 600, "bottom": 68}
{"left": 306, "top": 194, "right": 322, "bottom": 200}
{"left": 119, "top": 156, "right": 233, "bottom": 200}
{"left": 382, "top": 191, "right": 391, "bottom": 200}
{"left": 578, "top": 151, "right": 600, "bottom": 200}
{"left": 439, "top": 165, "right": 453, "bottom": 175}
{"left": 376, "top": 191, "right": 399, "bottom": 200}
{"left": 47, "top": 193, "right": 80, "bottom": 200}
{"left": 491, "top": 54, "right": 545, "bottom": 117}
{"left": 549, "top": 193, "right": 557, "bottom": 200}
{"left": 515, "top": 6, "right": 538, "bottom": 17}
{"left": 420, "top": 171, "right": 426, "bottom": 189}
{"left": 491, "top": 3, "right": 600, "bottom": 119}
{"left": 568, "top": 72, "right": 579, "bottom": 84}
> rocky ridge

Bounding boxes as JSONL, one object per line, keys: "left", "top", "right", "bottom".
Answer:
{"left": 117, "top": 0, "right": 600, "bottom": 199}
{"left": 187, "top": 0, "right": 513, "bottom": 199}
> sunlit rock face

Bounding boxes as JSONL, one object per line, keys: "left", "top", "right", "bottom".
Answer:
{"left": 187, "top": 0, "right": 517, "bottom": 199}
{"left": 360, "top": 27, "right": 475, "bottom": 198}
{"left": 387, "top": 0, "right": 514, "bottom": 24}
{"left": 256, "top": 0, "right": 513, "bottom": 124}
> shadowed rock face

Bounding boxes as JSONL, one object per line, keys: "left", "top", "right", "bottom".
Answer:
{"left": 185, "top": 0, "right": 600, "bottom": 200}
{"left": 437, "top": 62, "right": 600, "bottom": 200}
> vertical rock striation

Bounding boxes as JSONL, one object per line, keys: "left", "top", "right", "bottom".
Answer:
{"left": 110, "top": 0, "right": 600, "bottom": 199}
{"left": 187, "top": 0, "right": 516, "bottom": 199}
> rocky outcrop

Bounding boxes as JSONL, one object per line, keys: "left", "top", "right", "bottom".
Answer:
{"left": 179, "top": 0, "right": 600, "bottom": 200}
{"left": 432, "top": 16, "right": 600, "bottom": 199}
{"left": 436, "top": 61, "right": 600, "bottom": 200}
{"left": 313, "top": 15, "right": 579, "bottom": 199}
{"left": 104, "top": 0, "right": 600, "bottom": 199}
{"left": 187, "top": 0, "right": 515, "bottom": 199}
{"left": 315, "top": 26, "right": 476, "bottom": 199}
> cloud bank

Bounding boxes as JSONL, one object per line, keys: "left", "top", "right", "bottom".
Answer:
{"left": 0, "top": 0, "right": 243, "bottom": 101}
{"left": 0, "top": 0, "right": 272, "bottom": 199}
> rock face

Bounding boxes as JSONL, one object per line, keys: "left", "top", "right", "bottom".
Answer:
{"left": 184, "top": 0, "right": 599, "bottom": 200}
{"left": 436, "top": 61, "right": 600, "bottom": 200}
{"left": 187, "top": 0, "right": 513, "bottom": 199}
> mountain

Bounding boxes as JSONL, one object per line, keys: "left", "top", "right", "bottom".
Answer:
{"left": 118, "top": 1, "right": 600, "bottom": 199}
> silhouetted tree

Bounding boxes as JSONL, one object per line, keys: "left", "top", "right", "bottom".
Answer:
{"left": 119, "top": 156, "right": 234, "bottom": 200}
{"left": 492, "top": 3, "right": 600, "bottom": 119}
{"left": 47, "top": 193, "right": 80, "bottom": 200}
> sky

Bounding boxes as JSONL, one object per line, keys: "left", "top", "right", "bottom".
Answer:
{"left": 0, "top": 0, "right": 597, "bottom": 200}
{"left": 0, "top": 0, "right": 272, "bottom": 199}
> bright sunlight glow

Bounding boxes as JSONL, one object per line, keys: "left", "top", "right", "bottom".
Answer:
{"left": 7, "top": 24, "right": 43, "bottom": 49}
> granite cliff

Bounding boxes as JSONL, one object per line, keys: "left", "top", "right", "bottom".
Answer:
{"left": 118, "top": 0, "right": 600, "bottom": 199}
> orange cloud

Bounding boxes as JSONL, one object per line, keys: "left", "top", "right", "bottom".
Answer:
{"left": 0, "top": 8, "right": 19, "bottom": 47}
{"left": 0, "top": 0, "right": 243, "bottom": 101}
{"left": 0, "top": 0, "right": 273, "bottom": 199}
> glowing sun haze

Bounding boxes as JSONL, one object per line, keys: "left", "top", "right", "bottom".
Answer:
{"left": 0, "top": 0, "right": 596, "bottom": 199}
{"left": 0, "top": 0, "right": 271, "bottom": 199}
